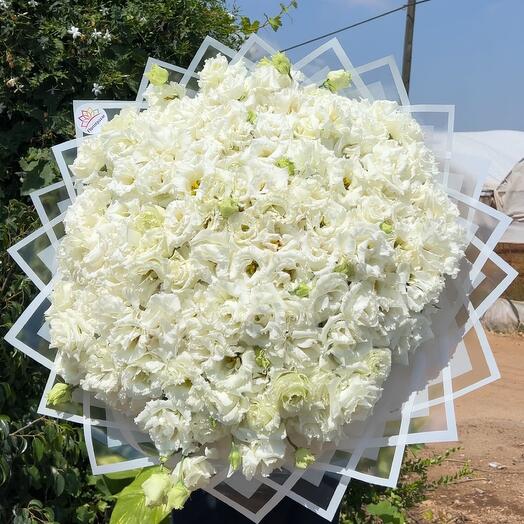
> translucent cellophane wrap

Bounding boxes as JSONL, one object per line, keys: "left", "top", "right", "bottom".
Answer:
{"left": 6, "top": 35, "right": 517, "bottom": 522}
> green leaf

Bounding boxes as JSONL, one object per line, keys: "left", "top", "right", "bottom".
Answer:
{"left": 240, "top": 16, "right": 252, "bottom": 33}
{"left": 268, "top": 16, "right": 282, "bottom": 31}
{"left": 103, "top": 469, "right": 140, "bottom": 495}
{"left": 32, "top": 437, "right": 45, "bottom": 462}
{"left": 12, "top": 514, "right": 32, "bottom": 524}
{"left": 104, "top": 468, "right": 142, "bottom": 480}
{"left": 0, "top": 417, "right": 10, "bottom": 438}
{"left": 240, "top": 16, "right": 260, "bottom": 34}
{"left": 42, "top": 506, "right": 55, "bottom": 522}
{"left": 54, "top": 472, "right": 65, "bottom": 497}
{"left": 26, "top": 464, "right": 41, "bottom": 488}
{"left": 76, "top": 503, "right": 96, "bottom": 524}
{"left": 109, "top": 467, "right": 171, "bottom": 524}
{"left": 366, "top": 500, "right": 406, "bottom": 524}
{"left": 0, "top": 456, "right": 10, "bottom": 486}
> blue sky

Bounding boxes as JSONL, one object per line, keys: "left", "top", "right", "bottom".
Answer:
{"left": 232, "top": 0, "right": 524, "bottom": 131}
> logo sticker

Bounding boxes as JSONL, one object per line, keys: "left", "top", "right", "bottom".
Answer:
{"left": 76, "top": 105, "right": 108, "bottom": 135}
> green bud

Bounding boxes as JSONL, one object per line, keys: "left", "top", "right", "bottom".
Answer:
{"left": 295, "top": 447, "right": 316, "bottom": 469}
{"left": 334, "top": 257, "right": 354, "bottom": 278}
{"left": 322, "top": 70, "right": 352, "bottom": 93}
{"left": 47, "top": 383, "right": 74, "bottom": 407}
{"left": 261, "top": 52, "right": 292, "bottom": 76}
{"left": 218, "top": 197, "right": 239, "bottom": 219}
{"left": 145, "top": 64, "right": 169, "bottom": 86}
{"left": 272, "top": 52, "right": 291, "bottom": 75}
{"left": 274, "top": 157, "right": 295, "bottom": 176}
{"left": 380, "top": 220, "right": 393, "bottom": 234}
{"left": 255, "top": 347, "right": 271, "bottom": 370}
{"left": 228, "top": 443, "right": 242, "bottom": 472}
{"left": 247, "top": 110, "right": 256, "bottom": 124}
{"left": 166, "top": 480, "right": 190, "bottom": 510}
{"left": 293, "top": 282, "right": 310, "bottom": 298}
{"left": 142, "top": 471, "right": 172, "bottom": 507}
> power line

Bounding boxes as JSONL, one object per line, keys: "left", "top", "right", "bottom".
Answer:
{"left": 280, "top": 0, "right": 431, "bottom": 53}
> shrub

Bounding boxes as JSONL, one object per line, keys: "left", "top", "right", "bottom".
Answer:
{"left": 339, "top": 446, "right": 473, "bottom": 523}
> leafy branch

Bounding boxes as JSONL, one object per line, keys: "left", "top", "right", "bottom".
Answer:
{"left": 239, "top": 1, "right": 298, "bottom": 34}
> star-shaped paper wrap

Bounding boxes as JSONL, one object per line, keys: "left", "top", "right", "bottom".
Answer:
{"left": 6, "top": 35, "right": 517, "bottom": 522}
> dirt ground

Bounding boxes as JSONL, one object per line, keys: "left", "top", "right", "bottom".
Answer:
{"left": 408, "top": 333, "right": 524, "bottom": 524}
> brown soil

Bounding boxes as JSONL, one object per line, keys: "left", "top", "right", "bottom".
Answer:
{"left": 408, "top": 333, "right": 524, "bottom": 523}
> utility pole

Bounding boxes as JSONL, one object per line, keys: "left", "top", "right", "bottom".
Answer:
{"left": 402, "top": 0, "right": 417, "bottom": 95}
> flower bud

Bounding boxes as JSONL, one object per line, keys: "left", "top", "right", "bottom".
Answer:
{"left": 219, "top": 197, "right": 240, "bottom": 219}
{"left": 380, "top": 220, "right": 393, "bottom": 234}
{"left": 228, "top": 443, "right": 242, "bottom": 472}
{"left": 274, "top": 157, "right": 295, "bottom": 176}
{"left": 293, "top": 282, "right": 310, "bottom": 298}
{"left": 262, "top": 52, "right": 292, "bottom": 76}
{"left": 247, "top": 110, "right": 256, "bottom": 124}
{"left": 255, "top": 348, "right": 271, "bottom": 370}
{"left": 142, "top": 471, "right": 172, "bottom": 507}
{"left": 47, "top": 383, "right": 73, "bottom": 407}
{"left": 295, "top": 448, "right": 315, "bottom": 469}
{"left": 146, "top": 64, "right": 169, "bottom": 86}
{"left": 322, "top": 70, "right": 351, "bottom": 93}
{"left": 166, "top": 480, "right": 190, "bottom": 510}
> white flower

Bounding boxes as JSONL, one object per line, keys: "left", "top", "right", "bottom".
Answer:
{"left": 67, "top": 26, "right": 82, "bottom": 39}
{"left": 171, "top": 456, "right": 215, "bottom": 490}
{"left": 102, "top": 29, "right": 112, "bottom": 41}
{"left": 91, "top": 83, "right": 103, "bottom": 96}
{"left": 91, "top": 29, "right": 103, "bottom": 39}
{"left": 144, "top": 82, "right": 186, "bottom": 108}
{"left": 240, "top": 429, "right": 287, "bottom": 480}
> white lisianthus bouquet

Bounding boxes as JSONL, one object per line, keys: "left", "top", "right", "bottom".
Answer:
{"left": 8, "top": 34, "right": 515, "bottom": 523}
{"left": 45, "top": 50, "right": 465, "bottom": 507}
